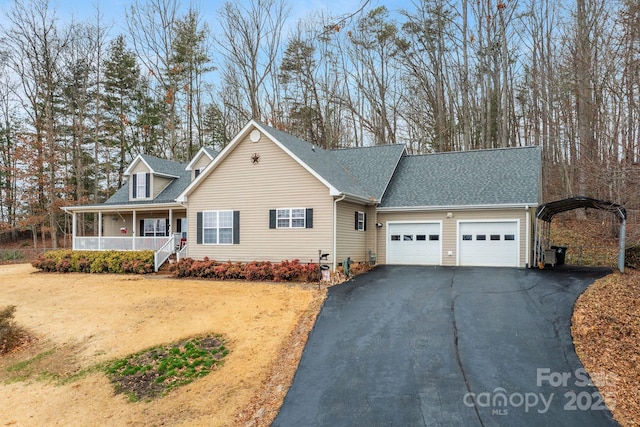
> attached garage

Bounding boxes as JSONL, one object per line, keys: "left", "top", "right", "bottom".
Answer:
{"left": 387, "top": 222, "right": 441, "bottom": 265}
{"left": 458, "top": 221, "right": 519, "bottom": 267}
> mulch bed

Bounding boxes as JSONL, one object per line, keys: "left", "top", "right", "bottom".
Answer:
{"left": 572, "top": 270, "right": 640, "bottom": 426}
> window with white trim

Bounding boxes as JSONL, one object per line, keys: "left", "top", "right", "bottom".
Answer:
{"left": 143, "top": 219, "right": 166, "bottom": 236}
{"left": 203, "top": 210, "right": 234, "bottom": 244}
{"left": 356, "top": 211, "right": 366, "bottom": 231}
{"left": 136, "top": 172, "right": 147, "bottom": 199}
{"left": 277, "top": 208, "right": 305, "bottom": 228}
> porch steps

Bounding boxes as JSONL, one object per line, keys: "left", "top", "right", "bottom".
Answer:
{"left": 157, "top": 254, "right": 177, "bottom": 273}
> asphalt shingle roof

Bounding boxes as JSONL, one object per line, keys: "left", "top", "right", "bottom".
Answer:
{"left": 260, "top": 123, "right": 395, "bottom": 201}
{"left": 103, "top": 156, "right": 191, "bottom": 206}
{"left": 333, "top": 144, "right": 406, "bottom": 201}
{"left": 97, "top": 123, "right": 540, "bottom": 210}
{"left": 380, "top": 146, "right": 541, "bottom": 207}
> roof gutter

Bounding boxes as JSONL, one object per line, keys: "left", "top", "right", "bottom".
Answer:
{"left": 377, "top": 203, "right": 538, "bottom": 212}
{"left": 60, "top": 202, "right": 185, "bottom": 213}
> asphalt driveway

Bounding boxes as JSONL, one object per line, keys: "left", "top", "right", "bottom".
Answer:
{"left": 274, "top": 265, "right": 619, "bottom": 426}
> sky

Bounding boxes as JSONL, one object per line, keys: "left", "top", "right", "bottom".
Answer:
{"left": 43, "top": 0, "right": 399, "bottom": 34}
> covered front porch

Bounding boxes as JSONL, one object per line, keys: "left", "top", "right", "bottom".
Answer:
{"left": 62, "top": 203, "right": 188, "bottom": 270}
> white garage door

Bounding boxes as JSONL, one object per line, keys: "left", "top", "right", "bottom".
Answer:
{"left": 459, "top": 221, "right": 518, "bottom": 267}
{"left": 388, "top": 223, "right": 441, "bottom": 265}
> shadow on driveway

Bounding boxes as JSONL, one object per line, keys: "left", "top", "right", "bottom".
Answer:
{"left": 274, "top": 265, "right": 620, "bottom": 427}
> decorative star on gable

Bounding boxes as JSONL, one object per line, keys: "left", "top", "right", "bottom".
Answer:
{"left": 251, "top": 153, "right": 260, "bottom": 164}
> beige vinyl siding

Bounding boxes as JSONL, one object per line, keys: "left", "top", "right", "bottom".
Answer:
{"left": 128, "top": 161, "right": 173, "bottom": 200}
{"left": 335, "top": 200, "right": 370, "bottom": 263}
{"left": 191, "top": 154, "right": 213, "bottom": 180}
{"left": 153, "top": 176, "right": 172, "bottom": 198}
{"left": 376, "top": 208, "right": 530, "bottom": 267}
{"left": 129, "top": 161, "right": 150, "bottom": 200}
{"left": 103, "top": 211, "right": 186, "bottom": 236}
{"left": 186, "top": 132, "right": 334, "bottom": 265}
{"left": 366, "top": 205, "right": 378, "bottom": 263}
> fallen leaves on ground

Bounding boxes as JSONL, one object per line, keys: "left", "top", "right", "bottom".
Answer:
{"left": 572, "top": 269, "right": 640, "bottom": 426}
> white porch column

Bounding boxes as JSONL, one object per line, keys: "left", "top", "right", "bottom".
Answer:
{"left": 72, "top": 211, "right": 77, "bottom": 250}
{"left": 98, "top": 212, "right": 103, "bottom": 250}
{"left": 132, "top": 210, "right": 137, "bottom": 250}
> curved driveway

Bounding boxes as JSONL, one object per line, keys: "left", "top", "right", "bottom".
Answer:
{"left": 274, "top": 266, "right": 619, "bottom": 426}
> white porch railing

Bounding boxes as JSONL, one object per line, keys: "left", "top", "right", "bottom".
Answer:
{"left": 176, "top": 243, "right": 188, "bottom": 261}
{"left": 154, "top": 235, "right": 176, "bottom": 272}
{"left": 74, "top": 236, "right": 171, "bottom": 251}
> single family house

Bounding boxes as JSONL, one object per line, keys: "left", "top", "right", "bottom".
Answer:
{"left": 63, "top": 120, "right": 542, "bottom": 271}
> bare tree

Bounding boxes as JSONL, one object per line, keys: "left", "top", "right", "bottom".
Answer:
{"left": 215, "top": 0, "right": 289, "bottom": 121}
{"left": 1, "top": 0, "right": 71, "bottom": 248}
{"left": 126, "top": 0, "right": 182, "bottom": 159}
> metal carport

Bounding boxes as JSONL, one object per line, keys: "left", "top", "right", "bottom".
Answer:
{"left": 534, "top": 196, "right": 626, "bottom": 272}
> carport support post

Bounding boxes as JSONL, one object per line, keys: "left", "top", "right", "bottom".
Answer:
{"left": 618, "top": 219, "right": 626, "bottom": 273}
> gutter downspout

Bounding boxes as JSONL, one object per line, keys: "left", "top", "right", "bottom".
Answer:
{"left": 333, "top": 194, "right": 346, "bottom": 271}
{"left": 525, "top": 205, "right": 530, "bottom": 268}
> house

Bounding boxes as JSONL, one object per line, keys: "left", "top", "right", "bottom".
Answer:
{"left": 63, "top": 120, "right": 541, "bottom": 271}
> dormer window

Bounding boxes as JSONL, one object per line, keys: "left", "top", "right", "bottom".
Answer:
{"left": 194, "top": 168, "right": 201, "bottom": 178}
{"left": 132, "top": 172, "right": 150, "bottom": 199}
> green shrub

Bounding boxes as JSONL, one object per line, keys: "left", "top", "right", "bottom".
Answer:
{"left": 171, "top": 258, "right": 321, "bottom": 282}
{"left": 32, "top": 250, "right": 154, "bottom": 274}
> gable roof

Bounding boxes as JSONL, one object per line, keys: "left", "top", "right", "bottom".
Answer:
{"left": 380, "top": 146, "right": 541, "bottom": 208}
{"left": 178, "top": 120, "right": 404, "bottom": 203}
{"left": 123, "top": 153, "right": 184, "bottom": 179}
{"left": 261, "top": 123, "right": 377, "bottom": 201}
{"left": 332, "top": 144, "right": 406, "bottom": 201}
{"left": 104, "top": 156, "right": 190, "bottom": 206}
{"left": 185, "top": 146, "right": 219, "bottom": 171}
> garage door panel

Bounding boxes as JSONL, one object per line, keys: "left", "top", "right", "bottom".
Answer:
{"left": 459, "top": 221, "right": 518, "bottom": 267}
{"left": 388, "top": 223, "right": 441, "bottom": 265}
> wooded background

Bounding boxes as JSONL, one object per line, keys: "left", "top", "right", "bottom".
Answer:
{"left": 0, "top": 0, "right": 638, "bottom": 248}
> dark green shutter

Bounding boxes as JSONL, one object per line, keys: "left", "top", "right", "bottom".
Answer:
{"left": 196, "top": 212, "right": 203, "bottom": 244}
{"left": 233, "top": 211, "right": 240, "bottom": 244}
{"left": 145, "top": 173, "right": 151, "bottom": 198}
{"left": 355, "top": 211, "right": 359, "bottom": 230}
{"left": 165, "top": 219, "right": 170, "bottom": 236}
{"left": 363, "top": 213, "right": 367, "bottom": 231}
{"left": 132, "top": 174, "right": 137, "bottom": 198}
{"left": 305, "top": 208, "right": 313, "bottom": 229}
{"left": 269, "top": 209, "right": 276, "bottom": 229}
{"left": 139, "top": 219, "right": 144, "bottom": 236}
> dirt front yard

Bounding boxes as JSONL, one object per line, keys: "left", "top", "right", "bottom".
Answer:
{"left": 0, "top": 264, "right": 325, "bottom": 426}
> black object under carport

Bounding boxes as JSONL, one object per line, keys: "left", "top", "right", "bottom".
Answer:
{"left": 534, "top": 196, "right": 626, "bottom": 272}
{"left": 551, "top": 245, "right": 567, "bottom": 265}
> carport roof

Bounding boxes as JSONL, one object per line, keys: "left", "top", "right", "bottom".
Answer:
{"left": 535, "top": 196, "right": 626, "bottom": 222}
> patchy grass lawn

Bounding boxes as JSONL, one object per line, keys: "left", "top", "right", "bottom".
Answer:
{"left": 0, "top": 264, "right": 325, "bottom": 426}
{"left": 573, "top": 269, "right": 640, "bottom": 426}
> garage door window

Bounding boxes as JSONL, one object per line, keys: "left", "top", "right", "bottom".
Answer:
{"left": 391, "top": 235, "right": 400, "bottom": 241}
{"left": 490, "top": 234, "right": 501, "bottom": 240}
{"left": 504, "top": 234, "right": 515, "bottom": 241}
{"left": 429, "top": 235, "right": 439, "bottom": 241}
{"left": 462, "top": 235, "right": 472, "bottom": 241}
{"left": 416, "top": 235, "right": 426, "bottom": 241}
{"left": 476, "top": 235, "right": 486, "bottom": 240}
{"left": 403, "top": 235, "right": 413, "bottom": 241}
